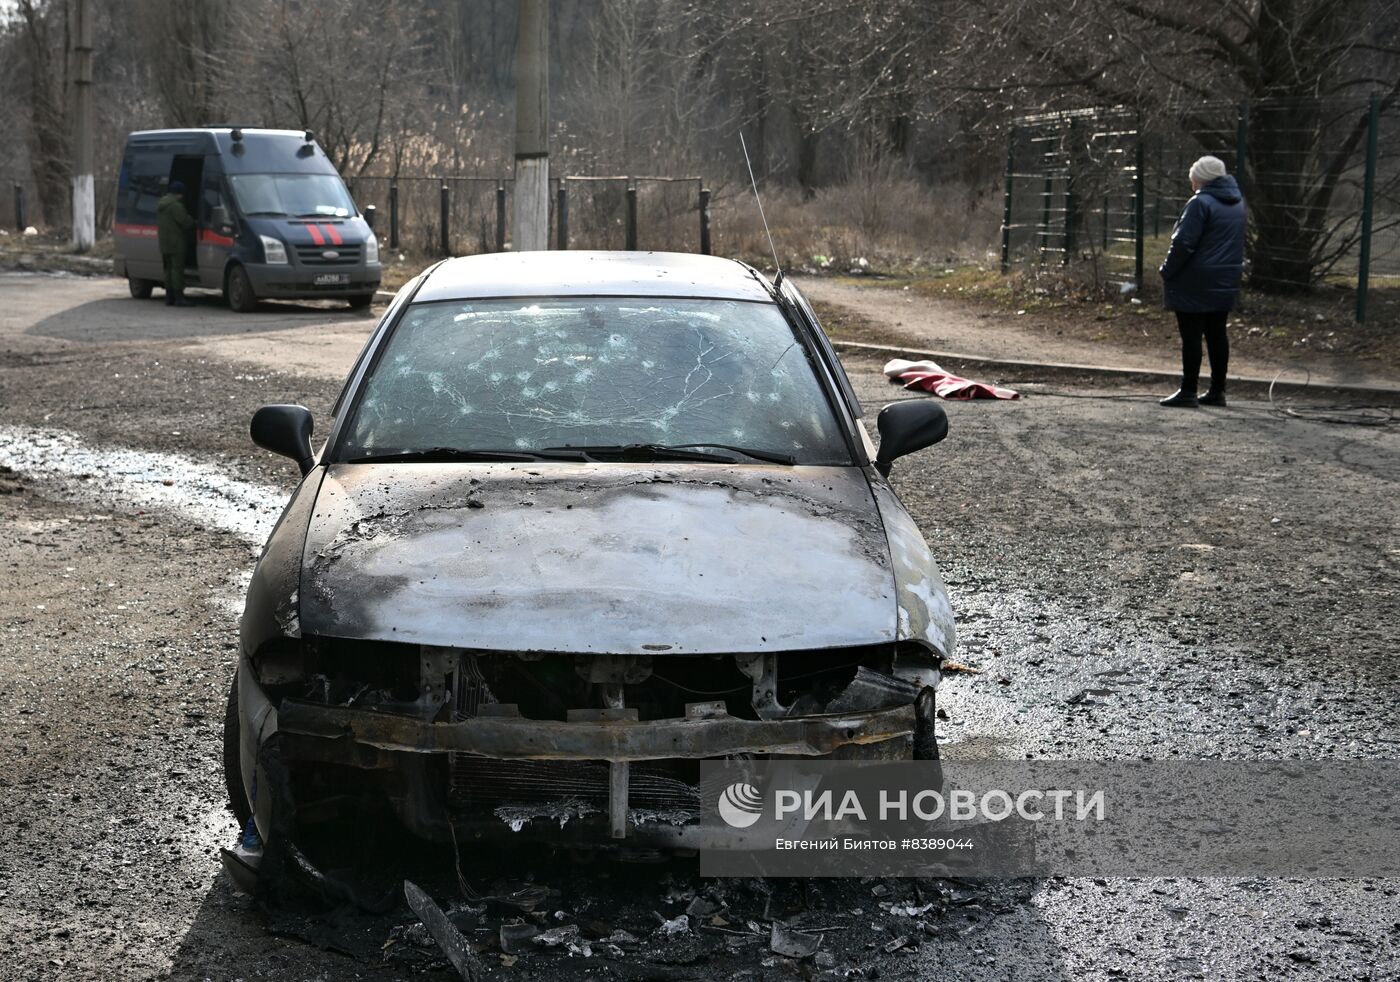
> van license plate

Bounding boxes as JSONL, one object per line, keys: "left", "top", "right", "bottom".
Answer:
{"left": 314, "top": 273, "right": 349, "bottom": 286}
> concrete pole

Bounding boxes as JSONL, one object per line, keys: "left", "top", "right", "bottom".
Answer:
{"left": 70, "top": 0, "right": 95, "bottom": 251}
{"left": 512, "top": 0, "right": 549, "bottom": 252}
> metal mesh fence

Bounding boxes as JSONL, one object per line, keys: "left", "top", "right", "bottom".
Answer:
{"left": 634, "top": 177, "right": 703, "bottom": 254}
{"left": 4, "top": 169, "right": 710, "bottom": 259}
{"left": 2, "top": 171, "right": 120, "bottom": 232}
{"left": 348, "top": 176, "right": 506, "bottom": 255}
{"left": 1001, "top": 108, "right": 1142, "bottom": 279}
{"left": 562, "top": 177, "right": 628, "bottom": 251}
{"left": 347, "top": 174, "right": 706, "bottom": 256}
{"left": 1002, "top": 96, "right": 1399, "bottom": 320}
{"left": 558, "top": 177, "right": 704, "bottom": 251}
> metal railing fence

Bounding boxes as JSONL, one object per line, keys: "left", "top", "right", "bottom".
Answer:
{"left": 346, "top": 174, "right": 710, "bottom": 256}
{"left": 1001, "top": 95, "right": 1399, "bottom": 321}
{"left": 3, "top": 170, "right": 713, "bottom": 259}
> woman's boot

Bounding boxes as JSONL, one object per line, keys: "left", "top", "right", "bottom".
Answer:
{"left": 1160, "top": 387, "right": 1199, "bottom": 407}
{"left": 1198, "top": 384, "right": 1227, "bottom": 407}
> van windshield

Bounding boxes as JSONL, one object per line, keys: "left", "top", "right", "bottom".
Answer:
{"left": 228, "top": 174, "right": 355, "bottom": 218}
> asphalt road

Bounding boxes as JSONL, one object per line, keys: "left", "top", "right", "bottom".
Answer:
{"left": 1, "top": 273, "right": 1397, "bottom": 981}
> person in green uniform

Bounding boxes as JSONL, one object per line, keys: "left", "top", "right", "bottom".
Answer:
{"left": 156, "top": 180, "right": 195, "bottom": 307}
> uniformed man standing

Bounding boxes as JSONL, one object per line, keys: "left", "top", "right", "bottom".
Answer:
{"left": 157, "top": 180, "right": 195, "bottom": 307}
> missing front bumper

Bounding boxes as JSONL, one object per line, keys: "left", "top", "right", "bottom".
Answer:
{"left": 264, "top": 696, "right": 913, "bottom": 845}
{"left": 240, "top": 646, "right": 930, "bottom": 847}
{"left": 275, "top": 699, "right": 915, "bottom": 761}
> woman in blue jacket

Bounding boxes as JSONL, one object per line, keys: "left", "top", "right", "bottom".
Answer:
{"left": 1158, "top": 156, "right": 1246, "bottom": 408}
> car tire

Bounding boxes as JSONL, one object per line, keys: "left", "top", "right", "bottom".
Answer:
{"left": 128, "top": 277, "right": 154, "bottom": 299}
{"left": 913, "top": 687, "right": 939, "bottom": 760}
{"left": 225, "top": 265, "right": 258, "bottom": 313}
{"left": 224, "top": 671, "right": 254, "bottom": 829}
{"left": 348, "top": 293, "right": 374, "bottom": 309}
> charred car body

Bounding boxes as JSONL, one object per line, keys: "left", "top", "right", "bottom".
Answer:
{"left": 227, "top": 251, "right": 954, "bottom": 867}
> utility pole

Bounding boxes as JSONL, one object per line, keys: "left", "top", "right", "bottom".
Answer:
{"left": 512, "top": 0, "right": 549, "bottom": 252}
{"left": 70, "top": 0, "right": 95, "bottom": 251}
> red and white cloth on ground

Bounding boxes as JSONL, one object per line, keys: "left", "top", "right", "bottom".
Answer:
{"left": 882, "top": 358, "right": 1020, "bottom": 400}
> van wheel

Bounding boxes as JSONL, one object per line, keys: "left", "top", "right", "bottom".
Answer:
{"left": 347, "top": 293, "right": 374, "bottom": 309}
{"left": 225, "top": 265, "right": 258, "bottom": 313}
{"left": 224, "top": 670, "right": 254, "bottom": 829}
{"left": 128, "top": 277, "right": 154, "bottom": 299}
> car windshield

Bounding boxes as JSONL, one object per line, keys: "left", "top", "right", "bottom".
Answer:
{"left": 228, "top": 173, "right": 355, "bottom": 218}
{"left": 337, "top": 298, "right": 851, "bottom": 464}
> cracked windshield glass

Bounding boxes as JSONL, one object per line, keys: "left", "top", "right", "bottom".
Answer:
{"left": 340, "top": 298, "right": 850, "bottom": 463}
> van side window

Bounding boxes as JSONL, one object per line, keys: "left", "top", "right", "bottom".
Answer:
{"left": 116, "top": 154, "right": 132, "bottom": 222}
{"left": 202, "top": 184, "right": 226, "bottom": 224}
{"left": 126, "top": 152, "right": 168, "bottom": 223}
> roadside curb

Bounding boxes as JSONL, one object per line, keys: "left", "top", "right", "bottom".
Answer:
{"left": 830, "top": 339, "right": 1400, "bottom": 401}
{"left": 2, "top": 262, "right": 407, "bottom": 308}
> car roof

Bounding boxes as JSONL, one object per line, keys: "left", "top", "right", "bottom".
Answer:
{"left": 127, "top": 127, "right": 306, "bottom": 140}
{"left": 412, "top": 251, "right": 776, "bottom": 303}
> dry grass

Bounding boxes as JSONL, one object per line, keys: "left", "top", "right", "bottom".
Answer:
{"left": 369, "top": 176, "right": 1002, "bottom": 288}
{"left": 712, "top": 178, "right": 1001, "bottom": 276}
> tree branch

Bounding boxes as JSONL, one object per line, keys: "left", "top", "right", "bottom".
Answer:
{"left": 1111, "top": 0, "right": 1259, "bottom": 80}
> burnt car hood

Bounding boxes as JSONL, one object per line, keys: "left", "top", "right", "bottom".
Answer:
{"left": 299, "top": 462, "right": 896, "bottom": 654}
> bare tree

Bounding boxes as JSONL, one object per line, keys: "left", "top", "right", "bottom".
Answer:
{"left": 951, "top": 0, "right": 1400, "bottom": 291}
{"left": 230, "top": 0, "right": 420, "bottom": 176}
{"left": 0, "top": 0, "right": 1388, "bottom": 271}
{"left": 15, "top": 0, "right": 69, "bottom": 225}
{"left": 138, "top": 0, "right": 229, "bottom": 127}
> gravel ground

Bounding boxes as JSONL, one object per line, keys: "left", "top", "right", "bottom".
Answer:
{"left": 796, "top": 275, "right": 1400, "bottom": 390}
{"left": 1, "top": 273, "right": 1398, "bottom": 980}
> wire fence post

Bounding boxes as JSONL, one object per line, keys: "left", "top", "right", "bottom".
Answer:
{"left": 1134, "top": 129, "right": 1145, "bottom": 287}
{"left": 1153, "top": 142, "right": 1162, "bottom": 237}
{"left": 495, "top": 182, "right": 506, "bottom": 252}
{"left": 1356, "top": 93, "right": 1380, "bottom": 323}
{"left": 699, "top": 187, "right": 712, "bottom": 255}
{"left": 388, "top": 184, "right": 399, "bottom": 250}
{"left": 1063, "top": 118, "right": 1078, "bottom": 265}
{"left": 1001, "top": 126, "right": 1016, "bottom": 272}
{"left": 625, "top": 183, "right": 638, "bottom": 250}
{"left": 13, "top": 183, "right": 25, "bottom": 230}
{"left": 1039, "top": 173, "right": 1053, "bottom": 262}
{"left": 556, "top": 181, "right": 568, "bottom": 250}
{"left": 439, "top": 184, "right": 451, "bottom": 256}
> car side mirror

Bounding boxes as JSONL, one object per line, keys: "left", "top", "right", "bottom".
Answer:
{"left": 874, "top": 400, "right": 948, "bottom": 477}
{"left": 211, "top": 205, "right": 234, "bottom": 234}
{"left": 251, "top": 404, "right": 315, "bottom": 475}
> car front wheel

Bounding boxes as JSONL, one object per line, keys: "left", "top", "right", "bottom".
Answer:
{"left": 225, "top": 265, "right": 257, "bottom": 313}
{"left": 913, "top": 687, "right": 939, "bottom": 760}
{"left": 223, "top": 671, "right": 253, "bottom": 829}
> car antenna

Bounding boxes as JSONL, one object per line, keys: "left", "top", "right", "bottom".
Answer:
{"left": 740, "top": 132, "right": 783, "bottom": 290}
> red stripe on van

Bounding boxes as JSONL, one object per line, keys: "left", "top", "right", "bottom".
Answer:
{"left": 323, "top": 223, "right": 343, "bottom": 245}
{"left": 114, "top": 223, "right": 158, "bottom": 238}
{"left": 199, "top": 229, "right": 235, "bottom": 248}
{"left": 306, "top": 224, "right": 326, "bottom": 246}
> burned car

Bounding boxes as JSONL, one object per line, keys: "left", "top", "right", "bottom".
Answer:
{"left": 226, "top": 251, "right": 954, "bottom": 868}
